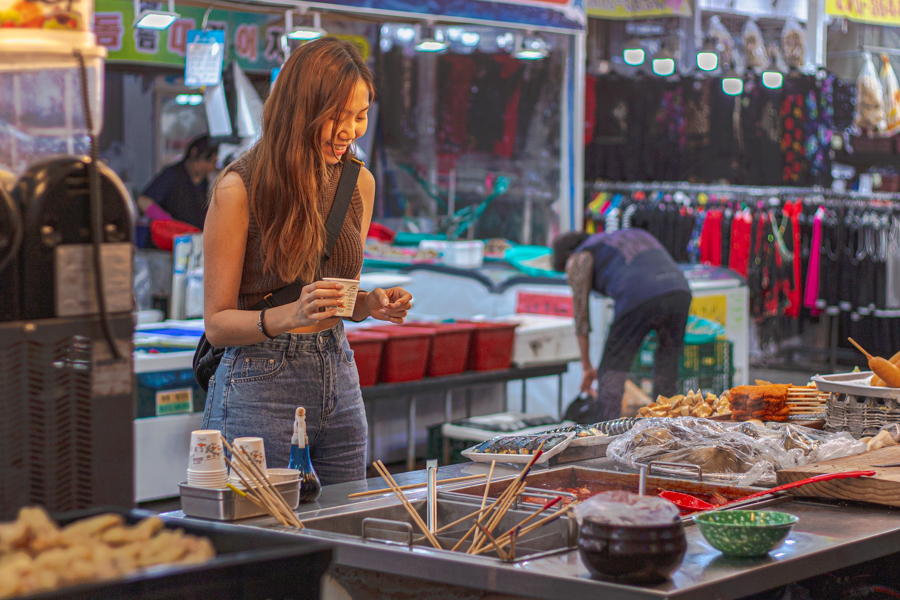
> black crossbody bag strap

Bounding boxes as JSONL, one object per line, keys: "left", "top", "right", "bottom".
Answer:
{"left": 193, "top": 158, "right": 363, "bottom": 391}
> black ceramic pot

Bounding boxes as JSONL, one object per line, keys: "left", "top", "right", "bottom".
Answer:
{"left": 578, "top": 518, "right": 687, "bottom": 584}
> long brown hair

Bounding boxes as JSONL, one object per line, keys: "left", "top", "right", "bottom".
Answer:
{"left": 249, "top": 37, "right": 373, "bottom": 284}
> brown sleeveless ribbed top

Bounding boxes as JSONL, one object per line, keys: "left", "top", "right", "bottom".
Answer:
{"left": 225, "top": 152, "right": 364, "bottom": 309}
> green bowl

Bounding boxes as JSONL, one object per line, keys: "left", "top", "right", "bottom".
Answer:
{"left": 693, "top": 511, "right": 798, "bottom": 557}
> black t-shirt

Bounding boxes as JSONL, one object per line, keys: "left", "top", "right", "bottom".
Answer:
{"left": 142, "top": 161, "right": 209, "bottom": 229}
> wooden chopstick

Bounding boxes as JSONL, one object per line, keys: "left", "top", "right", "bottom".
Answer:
{"left": 223, "top": 438, "right": 303, "bottom": 528}
{"left": 347, "top": 474, "right": 486, "bottom": 498}
{"left": 477, "top": 502, "right": 579, "bottom": 555}
{"left": 476, "top": 522, "right": 509, "bottom": 560}
{"left": 373, "top": 461, "right": 442, "bottom": 550}
{"left": 471, "top": 461, "right": 496, "bottom": 550}
{"left": 223, "top": 455, "right": 291, "bottom": 526}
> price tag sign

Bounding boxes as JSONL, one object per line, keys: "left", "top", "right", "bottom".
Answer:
{"left": 516, "top": 292, "right": 574, "bottom": 317}
{"left": 156, "top": 388, "right": 193, "bottom": 416}
{"left": 185, "top": 29, "right": 225, "bottom": 88}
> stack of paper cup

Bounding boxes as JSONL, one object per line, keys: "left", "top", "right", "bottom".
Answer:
{"left": 229, "top": 437, "right": 268, "bottom": 486}
{"left": 323, "top": 277, "right": 360, "bottom": 318}
{"left": 186, "top": 430, "right": 228, "bottom": 489}
{"left": 266, "top": 468, "right": 301, "bottom": 484}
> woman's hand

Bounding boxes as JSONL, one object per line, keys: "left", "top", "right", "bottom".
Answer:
{"left": 580, "top": 366, "right": 598, "bottom": 396}
{"left": 365, "top": 287, "right": 413, "bottom": 323}
{"left": 288, "top": 281, "right": 345, "bottom": 328}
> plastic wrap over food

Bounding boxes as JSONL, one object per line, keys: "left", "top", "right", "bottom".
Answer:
{"left": 573, "top": 491, "right": 680, "bottom": 526}
{"left": 709, "top": 16, "right": 742, "bottom": 72}
{"left": 880, "top": 54, "right": 900, "bottom": 134}
{"left": 781, "top": 19, "right": 806, "bottom": 70}
{"left": 743, "top": 20, "right": 768, "bottom": 71}
{"left": 856, "top": 53, "right": 887, "bottom": 133}
{"left": 606, "top": 418, "right": 866, "bottom": 486}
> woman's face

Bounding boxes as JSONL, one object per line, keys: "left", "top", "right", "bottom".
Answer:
{"left": 320, "top": 79, "right": 370, "bottom": 165}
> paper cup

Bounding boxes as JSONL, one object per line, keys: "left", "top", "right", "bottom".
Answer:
{"left": 323, "top": 277, "right": 360, "bottom": 318}
{"left": 187, "top": 467, "right": 228, "bottom": 489}
{"left": 187, "top": 430, "right": 226, "bottom": 472}
{"left": 229, "top": 437, "right": 267, "bottom": 483}
{"left": 267, "top": 468, "right": 301, "bottom": 484}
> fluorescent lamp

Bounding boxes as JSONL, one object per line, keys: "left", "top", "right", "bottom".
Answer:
{"left": 396, "top": 26, "right": 416, "bottom": 42}
{"left": 652, "top": 48, "right": 676, "bottom": 76}
{"left": 134, "top": 0, "right": 178, "bottom": 29}
{"left": 513, "top": 34, "right": 547, "bottom": 60}
{"left": 762, "top": 70, "right": 783, "bottom": 89}
{"left": 285, "top": 10, "right": 326, "bottom": 41}
{"left": 461, "top": 32, "right": 480, "bottom": 47}
{"left": 623, "top": 38, "right": 645, "bottom": 66}
{"left": 722, "top": 70, "right": 744, "bottom": 95}
{"left": 415, "top": 26, "right": 448, "bottom": 52}
{"left": 696, "top": 39, "right": 718, "bottom": 71}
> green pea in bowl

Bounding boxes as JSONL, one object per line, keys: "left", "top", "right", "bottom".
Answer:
{"left": 693, "top": 511, "right": 798, "bottom": 557}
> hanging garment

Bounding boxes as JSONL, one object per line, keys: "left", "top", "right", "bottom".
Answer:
{"left": 729, "top": 209, "right": 753, "bottom": 277}
{"left": 585, "top": 73, "right": 597, "bottom": 145}
{"left": 888, "top": 215, "right": 900, "bottom": 310}
{"left": 804, "top": 207, "right": 824, "bottom": 309}
{"left": 783, "top": 200, "right": 803, "bottom": 318}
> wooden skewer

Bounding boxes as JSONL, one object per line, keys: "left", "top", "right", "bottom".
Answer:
{"left": 450, "top": 487, "right": 516, "bottom": 552}
{"left": 848, "top": 338, "right": 872, "bottom": 359}
{"left": 233, "top": 446, "right": 303, "bottom": 528}
{"left": 493, "top": 496, "right": 562, "bottom": 545}
{"left": 373, "top": 461, "right": 441, "bottom": 550}
{"left": 476, "top": 522, "right": 508, "bottom": 561}
{"left": 223, "top": 438, "right": 303, "bottom": 528}
{"left": 509, "top": 527, "right": 520, "bottom": 561}
{"left": 413, "top": 505, "right": 497, "bottom": 542}
{"left": 477, "top": 502, "right": 579, "bottom": 555}
{"left": 471, "top": 461, "right": 496, "bottom": 550}
{"left": 223, "top": 455, "right": 292, "bottom": 526}
{"left": 347, "top": 474, "right": 486, "bottom": 498}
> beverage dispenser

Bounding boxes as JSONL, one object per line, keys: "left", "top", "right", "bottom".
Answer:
{"left": 0, "top": 2, "right": 136, "bottom": 518}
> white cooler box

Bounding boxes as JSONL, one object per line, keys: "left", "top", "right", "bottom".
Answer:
{"left": 500, "top": 314, "right": 579, "bottom": 366}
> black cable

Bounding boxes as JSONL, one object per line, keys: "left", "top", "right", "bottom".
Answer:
{"left": 74, "top": 50, "right": 121, "bottom": 361}
{"left": 0, "top": 187, "right": 22, "bottom": 273}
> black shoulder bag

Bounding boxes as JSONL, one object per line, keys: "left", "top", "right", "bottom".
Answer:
{"left": 193, "top": 159, "right": 362, "bottom": 391}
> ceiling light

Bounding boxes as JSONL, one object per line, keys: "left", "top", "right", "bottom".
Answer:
{"left": 133, "top": 0, "right": 178, "bottom": 29}
{"left": 447, "top": 27, "right": 463, "bottom": 41}
{"left": 496, "top": 32, "right": 514, "bottom": 49}
{"left": 285, "top": 10, "right": 326, "bottom": 41}
{"left": 623, "top": 38, "right": 645, "bottom": 66}
{"left": 722, "top": 69, "right": 744, "bottom": 95}
{"left": 415, "top": 25, "right": 448, "bottom": 53}
{"left": 762, "top": 70, "right": 783, "bottom": 89}
{"left": 396, "top": 26, "right": 416, "bottom": 43}
{"left": 461, "top": 32, "right": 480, "bottom": 47}
{"left": 513, "top": 33, "right": 547, "bottom": 60}
{"left": 696, "top": 38, "right": 718, "bottom": 72}
{"left": 652, "top": 47, "right": 675, "bottom": 76}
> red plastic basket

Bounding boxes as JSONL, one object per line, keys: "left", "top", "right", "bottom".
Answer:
{"left": 346, "top": 331, "right": 388, "bottom": 387}
{"left": 399, "top": 323, "right": 475, "bottom": 377}
{"left": 459, "top": 321, "right": 518, "bottom": 371}
{"left": 150, "top": 219, "right": 200, "bottom": 252}
{"left": 363, "top": 326, "right": 433, "bottom": 383}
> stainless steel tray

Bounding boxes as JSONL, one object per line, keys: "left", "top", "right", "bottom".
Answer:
{"left": 813, "top": 372, "right": 900, "bottom": 399}
{"left": 179, "top": 479, "right": 300, "bottom": 521}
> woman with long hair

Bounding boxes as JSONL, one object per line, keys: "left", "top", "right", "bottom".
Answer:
{"left": 201, "top": 38, "right": 412, "bottom": 484}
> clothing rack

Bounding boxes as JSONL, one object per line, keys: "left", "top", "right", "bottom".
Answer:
{"left": 587, "top": 181, "right": 900, "bottom": 203}
{"left": 583, "top": 182, "right": 900, "bottom": 373}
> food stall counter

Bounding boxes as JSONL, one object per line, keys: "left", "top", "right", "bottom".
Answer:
{"left": 163, "top": 459, "right": 900, "bottom": 600}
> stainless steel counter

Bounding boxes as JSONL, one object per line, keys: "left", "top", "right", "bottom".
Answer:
{"left": 163, "top": 459, "right": 900, "bottom": 600}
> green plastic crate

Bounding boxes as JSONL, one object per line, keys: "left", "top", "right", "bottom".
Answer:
{"left": 630, "top": 336, "right": 734, "bottom": 397}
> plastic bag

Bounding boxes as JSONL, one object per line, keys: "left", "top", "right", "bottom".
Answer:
{"left": 573, "top": 491, "right": 680, "bottom": 526}
{"left": 781, "top": 19, "right": 806, "bottom": 70}
{"left": 709, "top": 16, "right": 742, "bottom": 72}
{"left": 856, "top": 53, "right": 887, "bottom": 133}
{"left": 743, "top": 20, "right": 768, "bottom": 71}
{"left": 606, "top": 418, "right": 868, "bottom": 487}
{"left": 880, "top": 54, "right": 900, "bottom": 134}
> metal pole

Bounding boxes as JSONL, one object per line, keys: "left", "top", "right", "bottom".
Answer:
{"left": 807, "top": 0, "right": 827, "bottom": 68}
{"left": 557, "top": 373, "right": 564, "bottom": 419}
{"left": 521, "top": 379, "right": 527, "bottom": 413}
{"left": 407, "top": 396, "right": 417, "bottom": 472}
{"left": 466, "top": 388, "right": 473, "bottom": 418}
{"left": 830, "top": 313, "right": 839, "bottom": 372}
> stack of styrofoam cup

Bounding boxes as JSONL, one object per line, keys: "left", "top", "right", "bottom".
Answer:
{"left": 186, "top": 430, "right": 228, "bottom": 489}
{"left": 229, "top": 437, "right": 268, "bottom": 487}
{"left": 266, "top": 468, "right": 300, "bottom": 484}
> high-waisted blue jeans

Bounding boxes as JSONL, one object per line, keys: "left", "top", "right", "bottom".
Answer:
{"left": 201, "top": 320, "right": 367, "bottom": 485}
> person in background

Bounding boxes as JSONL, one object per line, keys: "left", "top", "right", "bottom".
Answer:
{"left": 137, "top": 134, "right": 220, "bottom": 229}
{"left": 552, "top": 229, "right": 692, "bottom": 423}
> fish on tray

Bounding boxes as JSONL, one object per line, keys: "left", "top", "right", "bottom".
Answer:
{"left": 471, "top": 433, "right": 570, "bottom": 455}
{"left": 543, "top": 417, "right": 640, "bottom": 438}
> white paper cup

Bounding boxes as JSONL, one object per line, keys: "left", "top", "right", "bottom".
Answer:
{"left": 187, "top": 467, "right": 228, "bottom": 489}
{"left": 229, "top": 437, "right": 267, "bottom": 483}
{"left": 267, "top": 468, "right": 301, "bottom": 484}
{"left": 322, "top": 277, "right": 360, "bottom": 318}
{"left": 187, "top": 430, "right": 226, "bottom": 472}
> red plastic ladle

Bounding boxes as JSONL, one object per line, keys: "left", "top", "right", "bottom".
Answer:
{"left": 658, "top": 470, "right": 877, "bottom": 512}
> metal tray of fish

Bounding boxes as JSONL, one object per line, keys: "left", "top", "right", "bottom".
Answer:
{"left": 541, "top": 417, "right": 640, "bottom": 447}
{"left": 462, "top": 432, "right": 575, "bottom": 464}
{"left": 813, "top": 372, "right": 900, "bottom": 399}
